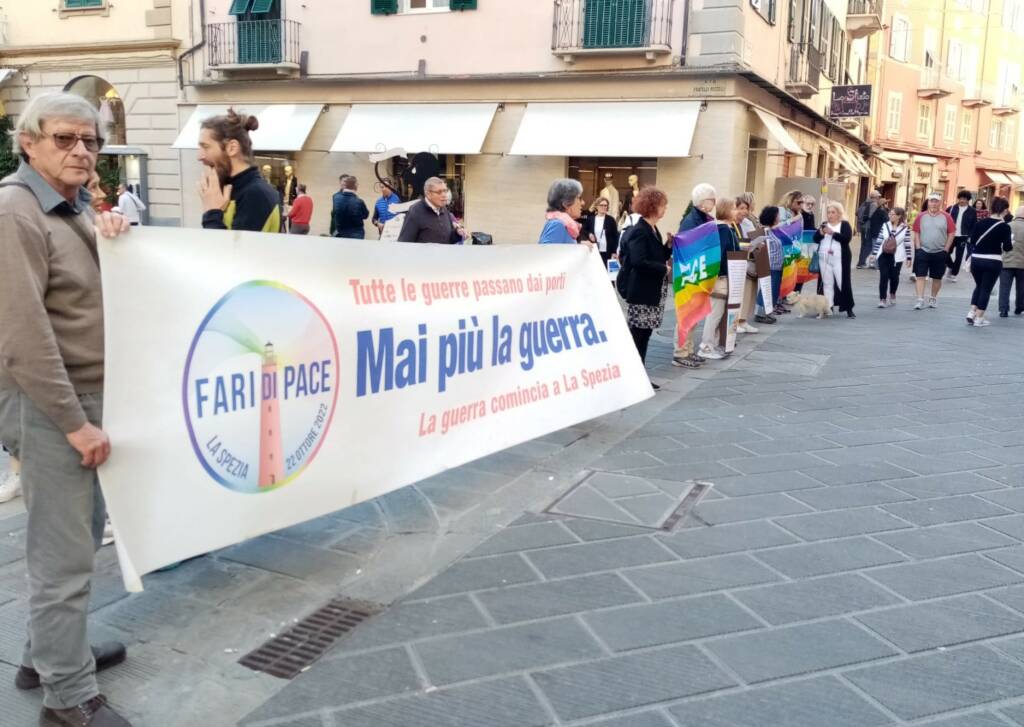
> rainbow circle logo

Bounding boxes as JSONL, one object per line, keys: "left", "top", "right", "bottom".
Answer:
{"left": 182, "top": 281, "right": 339, "bottom": 494}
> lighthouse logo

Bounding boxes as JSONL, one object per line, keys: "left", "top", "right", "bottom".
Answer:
{"left": 182, "top": 281, "right": 340, "bottom": 494}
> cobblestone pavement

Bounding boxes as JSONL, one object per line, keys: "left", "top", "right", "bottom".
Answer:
{"left": 4, "top": 269, "right": 1024, "bottom": 726}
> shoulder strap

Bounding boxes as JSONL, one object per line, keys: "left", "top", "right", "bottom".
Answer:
{"left": 975, "top": 220, "right": 1005, "bottom": 246}
{"left": 0, "top": 180, "right": 99, "bottom": 269}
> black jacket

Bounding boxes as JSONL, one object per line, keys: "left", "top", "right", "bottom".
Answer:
{"left": 679, "top": 205, "right": 712, "bottom": 233}
{"left": 581, "top": 214, "right": 620, "bottom": 257}
{"left": 623, "top": 219, "right": 670, "bottom": 306}
{"left": 202, "top": 166, "right": 281, "bottom": 232}
{"left": 970, "top": 218, "right": 1014, "bottom": 256}
{"left": 867, "top": 205, "right": 890, "bottom": 244}
{"left": 332, "top": 190, "right": 369, "bottom": 237}
{"left": 715, "top": 223, "right": 741, "bottom": 277}
{"left": 397, "top": 199, "right": 460, "bottom": 244}
{"left": 946, "top": 204, "right": 977, "bottom": 239}
{"left": 801, "top": 210, "right": 816, "bottom": 230}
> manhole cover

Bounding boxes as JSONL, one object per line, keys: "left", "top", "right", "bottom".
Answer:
{"left": 545, "top": 472, "right": 712, "bottom": 530}
{"left": 239, "top": 597, "right": 382, "bottom": 679}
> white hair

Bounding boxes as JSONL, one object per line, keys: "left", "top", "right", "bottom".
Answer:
{"left": 825, "top": 200, "right": 845, "bottom": 217}
{"left": 691, "top": 183, "right": 717, "bottom": 207}
{"left": 547, "top": 178, "right": 583, "bottom": 212}
{"left": 13, "top": 92, "right": 102, "bottom": 158}
{"left": 423, "top": 176, "right": 447, "bottom": 193}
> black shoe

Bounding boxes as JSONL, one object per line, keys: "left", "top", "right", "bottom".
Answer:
{"left": 754, "top": 314, "right": 777, "bottom": 324}
{"left": 650, "top": 381, "right": 661, "bottom": 390}
{"left": 856, "top": 264, "right": 866, "bottom": 269}
{"left": 39, "top": 695, "right": 132, "bottom": 726}
{"left": 1000, "top": 311, "right": 1009, "bottom": 318}
{"left": 847, "top": 311, "right": 856, "bottom": 319}
{"left": 17, "top": 642, "right": 126, "bottom": 691}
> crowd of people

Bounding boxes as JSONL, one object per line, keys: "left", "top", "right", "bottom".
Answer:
{"left": 539, "top": 176, "right": 1021, "bottom": 386}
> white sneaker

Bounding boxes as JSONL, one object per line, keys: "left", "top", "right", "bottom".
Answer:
{"left": 878, "top": 301, "right": 887, "bottom": 308}
{"left": 914, "top": 298, "right": 924, "bottom": 310}
{"left": 967, "top": 310, "right": 976, "bottom": 325}
{"left": 102, "top": 518, "right": 115, "bottom": 546}
{"left": 737, "top": 322, "right": 759, "bottom": 333}
{"left": 909, "top": 273, "right": 917, "bottom": 282}
{"left": 697, "top": 344, "right": 725, "bottom": 360}
{"left": 928, "top": 297, "right": 938, "bottom": 308}
{"left": 974, "top": 318, "right": 991, "bottom": 327}
{"left": 0, "top": 470, "right": 21, "bottom": 503}
{"left": 948, "top": 275, "right": 958, "bottom": 283}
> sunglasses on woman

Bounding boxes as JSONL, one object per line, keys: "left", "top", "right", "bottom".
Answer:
{"left": 46, "top": 132, "right": 104, "bottom": 153}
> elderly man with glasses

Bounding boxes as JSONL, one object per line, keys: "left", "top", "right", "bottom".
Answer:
{"left": 397, "top": 176, "right": 467, "bottom": 244}
{"left": 0, "top": 92, "right": 132, "bottom": 727}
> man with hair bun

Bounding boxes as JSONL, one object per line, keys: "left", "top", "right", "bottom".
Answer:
{"left": 197, "top": 109, "right": 281, "bottom": 233}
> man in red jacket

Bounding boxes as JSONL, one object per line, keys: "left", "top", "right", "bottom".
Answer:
{"left": 287, "top": 184, "right": 313, "bottom": 234}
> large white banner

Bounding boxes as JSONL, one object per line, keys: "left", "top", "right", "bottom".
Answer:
{"left": 98, "top": 229, "right": 652, "bottom": 590}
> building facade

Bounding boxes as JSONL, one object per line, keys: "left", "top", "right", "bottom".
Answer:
{"left": 168, "top": 0, "right": 883, "bottom": 241}
{"left": 870, "top": 0, "right": 1024, "bottom": 211}
{"left": 0, "top": 0, "right": 189, "bottom": 225}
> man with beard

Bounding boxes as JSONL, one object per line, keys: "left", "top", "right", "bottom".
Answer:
{"left": 197, "top": 109, "right": 281, "bottom": 233}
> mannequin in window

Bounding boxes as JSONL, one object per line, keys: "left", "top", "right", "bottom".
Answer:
{"left": 620, "top": 174, "right": 640, "bottom": 224}
{"left": 600, "top": 173, "right": 621, "bottom": 220}
{"left": 282, "top": 164, "right": 299, "bottom": 206}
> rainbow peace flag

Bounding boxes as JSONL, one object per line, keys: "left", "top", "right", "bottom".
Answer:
{"left": 673, "top": 221, "right": 721, "bottom": 345}
{"left": 796, "top": 229, "right": 819, "bottom": 285}
{"left": 774, "top": 219, "right": 804, "bottom": 299}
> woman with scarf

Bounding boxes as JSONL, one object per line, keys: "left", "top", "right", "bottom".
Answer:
{"left": 813, "top": 201, "right": 856, "bottom": 318}
{"left": 540, "top": 179, "right": 586, "bottom": 244}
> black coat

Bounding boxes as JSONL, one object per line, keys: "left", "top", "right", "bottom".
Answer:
{"left": 581, "top": 214, "right": 620, "bottom": 257}
{"left": 623, "top": 219, "right": 670, "bottom": 306}
{"left": 867, "top": 206, "right": 889, "bottom": 244}
{"left": 946, "top": 204, "right": 978, "bottom": 238}
{"left": 814, "top": 220, "right": 855, "bottom": 312}
{"left": 397, "top": 199, "right": 460, "bottom": 244}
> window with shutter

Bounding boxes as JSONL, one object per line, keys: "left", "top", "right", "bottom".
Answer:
{"left": 371, "top": 0, "right": 399, "bottom": 14}
{"left": 583, "top": 0, "right": 647, "bottom": 49}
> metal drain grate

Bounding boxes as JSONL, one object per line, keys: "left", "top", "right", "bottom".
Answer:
{"left": 239, "top": 597, "right": 383, "bottom": 679}
{"left": 661, "top": 481, "right": 712, "bottom": 530}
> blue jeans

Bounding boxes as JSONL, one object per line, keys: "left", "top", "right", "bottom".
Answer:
{"left": 757, "top": 270, "right": 783, "bottom": 314}
{"left": 336, "top": 228, "right": 365, "bottom": 239}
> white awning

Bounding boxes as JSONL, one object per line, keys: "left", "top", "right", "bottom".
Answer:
{"left": 752, "top": 108, "right": 807, "bottom": 157}
{"left": 330, "top": 103, "right": 498, "bottom": 155}
{"left": 914, "top": 155, "right": 939, "bottom": 165}
{"left": 509, "top": 101, "right": 701, "bottom": 157}
{"left": 1008, "top": 173, "right": 1024, "bottom": 187}
{"left": 0, "top": 68, "right": 17, "bottom": 87}
{"left": 821, "top": 143, "right": 847, "bottom": 171}
{"left": 830, "top": 143, "right": 873, "bottom": 177}
{"left": 172, "top": 104, "right": 323, "bottom": 151}
{"left": 983, "top": 169, "right": 1013, "bottom": 186}
{"left": 880, "top": 151, "right": 910, "bottom": 161}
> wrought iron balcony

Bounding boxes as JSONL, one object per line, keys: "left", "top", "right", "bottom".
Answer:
{"left": 207, "top": 19, "right": 301, "bottom": 75}
{"left": 846, "top": 0, "right": 882, "bottom": 39}
{"left": 786, "top": 45, "right": 821, "bottom": 99}
{"left": 552, "top": 0, "right": 673, "bottom": 63}
{"left": 918, "top": 68, "right": 955, "bottom": 99}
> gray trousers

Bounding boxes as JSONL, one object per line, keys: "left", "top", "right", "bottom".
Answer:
{"left": 18, "top": 390, "right": 105, "bottom": 709}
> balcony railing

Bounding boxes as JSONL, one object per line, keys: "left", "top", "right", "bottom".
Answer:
{"left": 786, "top": 45, "right": 821, "bottom": 98}
{"left": 207, "top": 19, "right": 301, "bottom": 71}
{"left": 918, "top": 68, "right": 954, "bottom": 99}
{"left": 552, "top": 0, "right": 673, "bottom": 62}
{"left": 846, "top": 0, "right": 882, "bottom": 39}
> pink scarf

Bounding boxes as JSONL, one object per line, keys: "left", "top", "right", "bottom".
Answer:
{"left": 547, "top": 211, "right": 581, "bottom": 240}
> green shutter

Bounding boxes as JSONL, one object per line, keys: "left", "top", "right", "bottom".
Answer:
{"left": 250, "top": 0, "right": 274, "bottom": 13}
{"left": 371, "top": 0, "right": 398, "bottom": 14}
{"left": 451, "top": 0, "right": 477, "bottom": 9}
{"left": 583, "top": 0, "right": 646, "bottom": 49}
{"left": 64, "top": 0, "right": 104, "bottom": 8}
{"left": 228, "top": 0, "right": 253, "bottom": 15}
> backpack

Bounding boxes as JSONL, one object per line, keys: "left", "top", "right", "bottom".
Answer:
{"left": 881, "top": 223, "right": 901, "bottom": 255}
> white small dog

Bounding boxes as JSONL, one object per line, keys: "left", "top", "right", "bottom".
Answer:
{"left": 790, "top": 293, "right": 832, "bottom": 319}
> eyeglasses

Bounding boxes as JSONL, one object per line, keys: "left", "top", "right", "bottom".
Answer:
{"left": 45, "top": 132, "right": 104, "bottom": 153}
{"left": 597, "top": 203, "right": 609, "bottom": 208}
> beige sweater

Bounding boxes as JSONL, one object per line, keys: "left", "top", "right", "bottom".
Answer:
{"left": 0, "top": 171, "right": 102, "bottom": 434}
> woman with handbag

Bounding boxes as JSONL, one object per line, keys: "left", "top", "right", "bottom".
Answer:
{"left": 873, "top": 207, "right": 910, "bottom": 307}
{"left": 581, "top": 197, "right": 620, "bottom": 265}
{"left": 813, "top": 201, "right": 856, "bottom": 318}
{"left": 966, "top": 196, "right": 1014, "bottom": 327}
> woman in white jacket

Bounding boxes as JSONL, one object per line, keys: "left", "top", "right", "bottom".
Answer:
{"left": 873, "top": 206, "right": 910, "bottom": 307}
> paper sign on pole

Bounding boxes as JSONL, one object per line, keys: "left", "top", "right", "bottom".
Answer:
{"left": 98, "top": 229, "right": 652, "bottom": 591}
{"left": 721, "top": 252, "right": 748, "bottom": 353}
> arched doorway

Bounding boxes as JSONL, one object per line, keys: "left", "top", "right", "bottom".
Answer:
{"left": 63, "top": 75, "right": 126, "bottom": 145}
